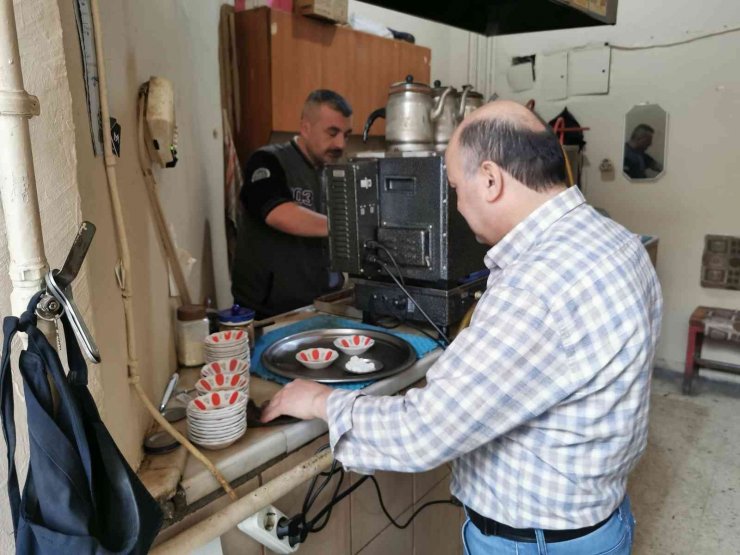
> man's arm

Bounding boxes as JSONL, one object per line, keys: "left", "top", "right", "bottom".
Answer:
{"left": 263, "top": 286, "right": 575, "bottom": 474}
{"left": 265, "top": 202, "right": 328, "bottom": 237}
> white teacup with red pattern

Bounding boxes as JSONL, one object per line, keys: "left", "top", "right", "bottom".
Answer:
{"left": 333, "top": 335, "right": 375, "bottom": 356}
{"left": 200, "top": 358, "right": 249, "bottom": 379}
{"left": 195, "top": 373, "right": 249, "bottom": 395}
{"left": 295, "top": 347, "right": 338, "bottom": 370}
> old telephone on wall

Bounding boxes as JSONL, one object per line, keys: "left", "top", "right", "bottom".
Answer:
{"left": 142, "top": 76, "right": 178, "bottom": 168}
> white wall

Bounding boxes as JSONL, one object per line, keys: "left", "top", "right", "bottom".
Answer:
{"left": 0, "top": 2, "right": 229, "bottom": 547}
{"left": 490, "top": 0, "right": 740, "bottom": 372}
{"left": 59, "top": 0, "right": 229, "bottom": 465}
{"left": 0, "top": 0, "right": 97, "bottom": 550}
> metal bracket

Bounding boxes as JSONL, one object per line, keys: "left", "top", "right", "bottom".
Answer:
{"left": 43, "top": 222, "right": 101, "bottom": 363}
{"left": 0, "top": 90, "right": 40, "bottom": 118}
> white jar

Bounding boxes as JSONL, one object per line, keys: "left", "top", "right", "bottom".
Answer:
{"left": 176, "top": 304, "right": 209, "bottom": 366}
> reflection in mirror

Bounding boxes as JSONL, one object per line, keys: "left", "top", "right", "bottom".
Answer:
{"left": 623, "top": 104, "right": 668, "bottom": 181}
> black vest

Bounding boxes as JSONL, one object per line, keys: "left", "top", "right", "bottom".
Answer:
{"left": 231, "top": 141, "right": 332, "bottom": 318}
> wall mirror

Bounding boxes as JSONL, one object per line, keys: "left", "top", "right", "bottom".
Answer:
{"left": 623, "top": 104, "right": 668, "bottom": 182}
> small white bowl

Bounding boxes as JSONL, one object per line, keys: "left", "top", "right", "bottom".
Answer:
{"left": 201, "top": 358, "right": 250, "bottom": 378}
{"left": 205, "top": 330, "right": 249, "bottom": 345}
{"left": 333, "top": 335, "right": 375, "bottom": 356}
{"left": 195, "top": 373, "right": 249, "bottom": 395}
{"left": 189, "top": 390, "right": 248, "bottom": 412}
{"left": 295, "top": 348, "right": 338, "bottom": 370}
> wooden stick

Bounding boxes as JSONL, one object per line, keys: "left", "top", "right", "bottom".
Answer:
{"left": 136, "top": 94, "right": 192, "bottom": 305}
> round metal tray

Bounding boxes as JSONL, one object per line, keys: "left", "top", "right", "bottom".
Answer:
{"left": 261, "top": 328, "right": 416, "bottom": 383}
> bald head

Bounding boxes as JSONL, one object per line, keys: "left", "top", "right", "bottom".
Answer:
{"left": 451, "top": 100, "right": 566, "bottom": 192}
{"left": 461, "top": 100, "right": 549, "bottom": 132}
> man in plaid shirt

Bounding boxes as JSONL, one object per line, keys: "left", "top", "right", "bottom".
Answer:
{"left": 263, "top": 101, "right": 662, "bottom": 554}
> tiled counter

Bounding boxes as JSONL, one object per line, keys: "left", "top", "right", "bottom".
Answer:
{"left": 142, "top": 308, "right": 465, "bottom": 554}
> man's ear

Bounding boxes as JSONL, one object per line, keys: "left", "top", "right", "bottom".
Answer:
{"left": 481, "top": 161, "right": 504, "bottom": 203}
{"left": 299, "top": 118, "right": 310, "bottom": 139}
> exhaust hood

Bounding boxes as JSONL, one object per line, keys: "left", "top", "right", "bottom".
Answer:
{"left": 359, "top": 0, "right": 617, "bottom": 36}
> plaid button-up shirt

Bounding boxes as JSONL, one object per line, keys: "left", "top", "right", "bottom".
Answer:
{"left": 327, "top": 186, "right": 663, "bottom": 529}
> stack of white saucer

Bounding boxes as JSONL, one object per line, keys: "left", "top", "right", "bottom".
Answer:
{"left": 186, "top": 390, "right": 248, "bottom": 450}
{"left": 204, "top": 330, "right": 249, "bottom": 363}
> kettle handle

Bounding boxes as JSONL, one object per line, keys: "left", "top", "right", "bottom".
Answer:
{"left": 430, "top": 86, "right": 453, "bottom": 122}
{"left": 458, "top": 85, "right": 472, "bottom": 120}
{"left": 362, "top": 107, "right": 386, "bottom": 143}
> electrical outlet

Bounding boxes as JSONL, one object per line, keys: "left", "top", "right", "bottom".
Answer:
{"left": 237, "top": 505, "right": 298, "bottom": 553}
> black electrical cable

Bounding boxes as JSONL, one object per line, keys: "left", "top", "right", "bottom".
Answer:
{"left": 369, "top": 256, "right": 451, "bottom": 347}
{"left": 366, "top": 240, "right": 406, "bottom": 288}
{"left": 366, "top": 475, "right": 460, "bottom": 529}
{"left": 400, "top": 319, "right": 449, "bottom": 349}
{"left": 280, "top": 450, "right": 461, "bottom": 546}
{"left": 363, "top": 241, "right": 450, "bottom": 347}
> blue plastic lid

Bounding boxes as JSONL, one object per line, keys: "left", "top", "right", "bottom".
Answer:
{"left": 218, "top": 304, "right": 255, "bottom": 324}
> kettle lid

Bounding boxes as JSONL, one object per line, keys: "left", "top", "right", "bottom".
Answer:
{"left": 462, "top": 84, "right": 484, "bottom": 99}
{"left": 389, "top": 74, "right": 432, "bottom": 95}
{"left": 432, "top": 81, "right": 458, "bottom": 95}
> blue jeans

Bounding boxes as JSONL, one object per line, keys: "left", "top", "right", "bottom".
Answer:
{"left": 462, "top": 497, "right": 635, "bottom": 555}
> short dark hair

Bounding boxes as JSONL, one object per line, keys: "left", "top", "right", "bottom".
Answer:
{"left": 458, "top": 116, "right": 566, "bottom": 191}
{"left": 303, "top": 89, "right": 352, "bottom": 118}
{"left": 630, "top": 124, "right": 654, "bottom": 141}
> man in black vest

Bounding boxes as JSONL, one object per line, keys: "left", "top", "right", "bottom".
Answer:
{"left": 231, "top": 90, "right": 353, "bottom": 318}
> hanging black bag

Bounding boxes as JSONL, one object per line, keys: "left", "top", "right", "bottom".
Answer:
{"left": 0, "top": 292, "right": 163, "bottom": 554}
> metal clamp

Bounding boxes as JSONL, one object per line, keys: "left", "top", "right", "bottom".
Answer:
{"left": 0, "top": 90, "right": 40, "bottom": 118}
{"left": 43, "top": 222, "right": 101, "bottom": 363}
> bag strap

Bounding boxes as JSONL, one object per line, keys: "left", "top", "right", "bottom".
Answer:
{"left": 0, "top": 291, "right": 44, "bottom": 535}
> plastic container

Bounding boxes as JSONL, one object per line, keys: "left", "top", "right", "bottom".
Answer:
{"left": 176, "top": 304, "right": 209, "bottom": 366}
{"left": 218, "top": 304, "right": 256, "bottom": 348}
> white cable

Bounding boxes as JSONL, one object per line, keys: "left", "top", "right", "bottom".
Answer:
{"left": 609, "top": 25, "right": 740, "bottom": 50}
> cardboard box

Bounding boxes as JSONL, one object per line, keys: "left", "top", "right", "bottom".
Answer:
{"left": 235, "top": 0, "right": 293, "bottom": 13}
{"left": 556, "top": 0, "right": 616, "bottom": 22}
{"left": 294, "top": 0, "right": 347, "bottom": 24}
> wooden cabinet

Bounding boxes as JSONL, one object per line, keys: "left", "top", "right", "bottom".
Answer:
{"left": 233, "top": 8, "right": 431, "bottom": 160}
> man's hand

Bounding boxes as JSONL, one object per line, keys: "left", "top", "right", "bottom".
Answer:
{"left": 260, "top": 379, "right": 333, "bottom": 423}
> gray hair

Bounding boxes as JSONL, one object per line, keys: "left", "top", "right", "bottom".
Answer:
{"left": 303, "top": 89, "right": 352, "bottom": 118}
{"left": 457, "top": 116, "right": 566, "bottom": 192}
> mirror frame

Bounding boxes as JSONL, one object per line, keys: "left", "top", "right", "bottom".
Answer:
{"left": 622, "top": 103, "right": 669, "bottom": 183}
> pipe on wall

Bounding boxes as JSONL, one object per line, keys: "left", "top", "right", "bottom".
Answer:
{"left": 151, "top": 450, "right": 334, "bottom": 555}
{"left": 0, "top": 0, "right": 48, "bottom": 315}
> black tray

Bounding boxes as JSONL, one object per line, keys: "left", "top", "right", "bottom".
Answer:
{"left": 261, "top": 328, "right": 416, "bottom": 383}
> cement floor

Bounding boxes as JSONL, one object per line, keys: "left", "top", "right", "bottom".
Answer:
{"left": 628, "top": 369, "right": 740, "bottom": 554}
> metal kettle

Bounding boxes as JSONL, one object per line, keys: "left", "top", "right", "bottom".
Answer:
{"left": 432, "top": 81, "right": 458, "bottom": 150}
{"left": 458, "top": 85, "right": 485, "bottom": 121}
{"left": 363, "top": 75, "right": 452, "bottom": 151}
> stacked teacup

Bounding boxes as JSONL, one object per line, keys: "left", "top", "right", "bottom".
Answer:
{"left": 204, "top": 330, "right": 249, "bottom": 363}
{"left": 197, "top": 358, "right": 250, "bottom": 398}
{"left": 186, "top": 357, "right": 250, "bottom": 450}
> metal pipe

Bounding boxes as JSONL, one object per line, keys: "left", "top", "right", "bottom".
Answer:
{"left": 0, "top": 0, "right": 48, "bottom": 315}
{"left": 151, "top": 450, "right": 334, "bottom": 555}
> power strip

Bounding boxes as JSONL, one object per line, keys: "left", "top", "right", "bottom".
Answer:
{"left": 237, "top": 505, "right": 298, "bottom": 553}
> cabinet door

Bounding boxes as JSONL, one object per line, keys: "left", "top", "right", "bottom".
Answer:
{"left": 352, "top": 33, "right": 432, "bottom": 137}
{"left": 234, "top": 8, "right": 273, "bottom": 160}
{"left": 352, "top": 31, "right": 400, "bottom": 137}
{"left": 270, "top": 10, "right": 325, "bottom": 131}
{"left": 398, "top": 41, "right": 431, "bottom": 88}
{"left": 321, "top": 25, "right": 356, "bottom": 111}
